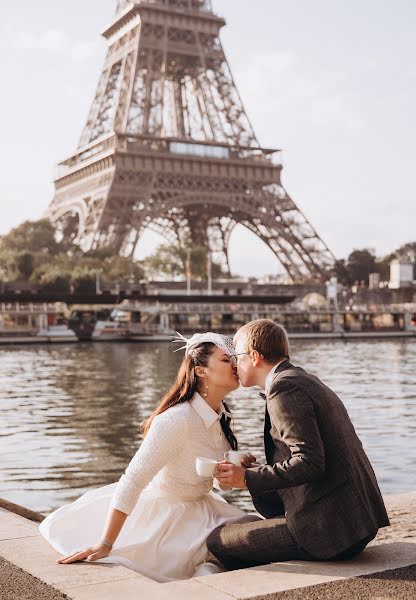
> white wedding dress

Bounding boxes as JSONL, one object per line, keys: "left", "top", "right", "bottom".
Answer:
{"left": 39, "top": 393, "right": 248, "bottom": 582}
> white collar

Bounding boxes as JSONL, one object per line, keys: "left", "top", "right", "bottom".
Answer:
{"left": 264, "top": 361, "right": 286, "bottom": 395}
{"left": 190, "top": 392, "right": 229, "bottom": 429}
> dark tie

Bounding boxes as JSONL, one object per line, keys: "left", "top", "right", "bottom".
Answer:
{"left": 260, "top": 392, "right": 273, "bottom": 463}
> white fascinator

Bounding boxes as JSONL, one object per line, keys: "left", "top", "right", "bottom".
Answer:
{"left": 172, "top": 331, "right": 235, "bottom": 357}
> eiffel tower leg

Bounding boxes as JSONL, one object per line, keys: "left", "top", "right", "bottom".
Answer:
{"left": 47, "top": 166, "right": 116, "bottom": 252}
{"left": 233, "top": 182, "right": 335, "bottom": 281}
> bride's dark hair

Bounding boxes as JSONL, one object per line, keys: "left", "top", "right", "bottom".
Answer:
{"left": 142, "top": 342, "right": 238, "bottom": 450}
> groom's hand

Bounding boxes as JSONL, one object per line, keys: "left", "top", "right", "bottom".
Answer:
{"left": 241, "top": 454, "right": 257, "bottom": 468}
{"left": 215, "top": 461, "right": 247, "bottom": 489}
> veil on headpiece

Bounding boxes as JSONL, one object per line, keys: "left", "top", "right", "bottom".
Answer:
{"left": 172, "top": 332, "right": 235, "bottom": 420}
{"left": 172, "top": 331, "right": 235, "bottom": 357}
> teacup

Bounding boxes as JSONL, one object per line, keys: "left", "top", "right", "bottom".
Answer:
{"left": 196, "top": 457, "right": 218, "bottom": 478}
{"left": 224, "top": 450, "right": 249, "bottom": 466}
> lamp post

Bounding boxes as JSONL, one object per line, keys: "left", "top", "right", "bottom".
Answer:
{"left": 326, "top": 276, "right": 342, "bottom": 332}
{"left": 207, "top": 251, "right": 212, "bottom": 295}
{"left": 186, "top": 249, "right": 191, "bottom": 296}
{"left": 96, "top": 269, "right": 103, "bottom": 295}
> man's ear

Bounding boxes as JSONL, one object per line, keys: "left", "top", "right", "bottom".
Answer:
{"left": 251, "top": 350, "right": 263, "bottom": 367}
{"left": 195, "top": 366, "right": 207, "bottom": 379}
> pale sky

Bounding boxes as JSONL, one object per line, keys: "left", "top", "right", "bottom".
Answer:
{"left": 0, "top": 0, "right": 415, "bottom": 276}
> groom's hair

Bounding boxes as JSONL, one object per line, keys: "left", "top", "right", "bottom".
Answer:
{"left": 235, "top": 319, "right": 290, "bottom": 364}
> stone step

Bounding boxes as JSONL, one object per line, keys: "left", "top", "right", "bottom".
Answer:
{"left": 0, "top": 507, "right": 415, "bottom": 600}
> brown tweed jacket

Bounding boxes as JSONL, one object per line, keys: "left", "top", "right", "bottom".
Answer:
{"left": 245, "top": 361, "right": 390, "bottom": 559}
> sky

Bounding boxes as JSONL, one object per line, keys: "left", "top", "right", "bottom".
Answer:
{"left": 0, "top": 0, "right": 415, "bottom": 277}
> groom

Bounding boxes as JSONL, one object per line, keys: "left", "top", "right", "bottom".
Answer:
{"left": 210, "top": 319, "right": 389, "bottom": 568}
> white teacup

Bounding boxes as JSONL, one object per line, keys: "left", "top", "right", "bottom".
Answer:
{"left": 224, "top": 450, "right": 249, "bottom": 466}
{"left": 196, "top": 457, "right": 218, "bottom": 478}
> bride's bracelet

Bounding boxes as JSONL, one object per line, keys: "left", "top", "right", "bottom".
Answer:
{"left": 101, "top": 538, "right": 113, "bottom": 550}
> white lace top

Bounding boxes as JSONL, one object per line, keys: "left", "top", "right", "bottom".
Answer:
{"left": 110, "top": 393, "right": 231, "bottom": 515}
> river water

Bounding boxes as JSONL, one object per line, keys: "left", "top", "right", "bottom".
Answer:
{"left": 0, "top": 339, "right": 415, "bottom": 514}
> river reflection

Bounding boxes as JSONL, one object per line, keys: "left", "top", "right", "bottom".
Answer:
{"left": 0, "top": 339, "right": 415, "bottom": 514}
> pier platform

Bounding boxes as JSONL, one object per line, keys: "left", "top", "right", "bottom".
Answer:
{"left": 0, "top": 492, "right": 415, "bottom": 599}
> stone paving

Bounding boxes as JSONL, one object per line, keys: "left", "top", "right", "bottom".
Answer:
{"left": 250, "top": 564, "right": 416, "bottom": 600}
{"left": 371, "top": 491, "right": 416, "bottom": 546}
{"left": 0, "top": 555, "right": 70, "bottom": 600}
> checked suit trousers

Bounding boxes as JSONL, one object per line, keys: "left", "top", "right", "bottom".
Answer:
{"left": 207, "top": 517, "right": 312, "bottom": 570}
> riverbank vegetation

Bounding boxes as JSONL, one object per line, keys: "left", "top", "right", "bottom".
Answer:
{"left": 0, "top": 219, "right": 414, "bottom": 289}
{"left": 0, "top": 219, "right": 226, "bottom": 291}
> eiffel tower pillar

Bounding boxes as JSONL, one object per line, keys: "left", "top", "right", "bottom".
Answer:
{"left": 46, "top": 0, "right": 335, "bottom": 281}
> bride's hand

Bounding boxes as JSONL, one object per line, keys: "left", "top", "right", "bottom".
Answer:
{"left": 57, "top": 543, "right": 111, "bottom": 564}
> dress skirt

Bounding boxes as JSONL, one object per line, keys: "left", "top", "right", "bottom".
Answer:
{"left": 39, "top": 480, "right": 247, "bottom": 582}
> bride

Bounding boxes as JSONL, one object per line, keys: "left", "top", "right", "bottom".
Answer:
{"left": 39, "top": 333, "right": 256, "bottom": 582}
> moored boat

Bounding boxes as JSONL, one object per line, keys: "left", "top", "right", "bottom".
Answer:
{"left": 92, "top": 301, "right": 175, "bottom": 342}
{"left": 0, "top": 303, "right": 77, "bottom": 344}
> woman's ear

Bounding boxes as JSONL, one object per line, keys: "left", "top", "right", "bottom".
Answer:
{"left": 195, "top": 366, "right": 207, "bottom": 379}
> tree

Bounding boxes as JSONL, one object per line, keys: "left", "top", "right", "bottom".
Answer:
{"left": 142, "top": 244, "right": 184, "bottom": 280}
{"left": 0, "top": 219, "right": 60, "bottom": 255}
{"left": 375, "top": 256, "right": 390, "bottom": 282}
{"left": 333, "top": 259, "right": 349, "bottom": 286}
{"left": 102, "top": 255, "right": 144, "bottom": 283}
{"left": 17, "top": 252, "right": 35, "bottom": 280}
{"left": 346, "top": 249, "right": 377, "bottom": 284}
{"left": 29, "top": 250, "right": 144, "bottom": 291}
{"left": 142, "top": 243, "right": 225, "bottom": 281}
{"left": 0, "top": 249, "right": 18, "bottom": 281}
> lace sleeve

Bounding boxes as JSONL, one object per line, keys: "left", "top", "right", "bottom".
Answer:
{"left": 110, "top": 407, "right": 189, "bottom": 515}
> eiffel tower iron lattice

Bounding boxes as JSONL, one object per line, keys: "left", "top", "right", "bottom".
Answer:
{"left": 47, "top": 0, "right": 335, "bottom": 281}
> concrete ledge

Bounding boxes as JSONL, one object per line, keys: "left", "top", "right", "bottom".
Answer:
{"left": 193, "top": 543, "right": 416, "bottom": 599}
{"left": 1, "top": 507, "right": 415, "bottom": 599}
{"left": 0, "top": 497, "right": 45, "bottom": 523}
{"left": 248, "top": 564, "right": 416, "bottom": 600}
{"left": 0, "top": 508, "right": 155, "bottom": 599}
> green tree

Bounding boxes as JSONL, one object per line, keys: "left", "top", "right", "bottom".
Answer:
{"left": 345, "top": 249, "right": 377, "bottom": 284}
{"left": 333, "top": 259, "right": 350, "bottom": 286}
{"left": 393, "top": 241, "right": 416, "bottom": 261}
{"left": 142, "top": 243, "right": 225, "bottom": 281}
{"left": 102, "top": 255, "right": 144, "bottom": 283}
{"left": 29, "top": 250, "right": 144, "bottom": 291}
{"left": 0, "top": 219, "right": 60, "bottom": 255}
{"left": 17, "top": 252, "right": 35, "bottom": 280}
{"left": 142, "top": 244, "right": 184, "bottom": 280}
{"left": 0, "top": 248, "right": 18, "bottom": 281}
{"left": 375, "top": 256, "right": 391, "bottom": 282}
{"left": 30, "top": 254, "right": 78, "bottom": 288}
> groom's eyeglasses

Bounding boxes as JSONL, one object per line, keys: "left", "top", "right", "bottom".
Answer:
{"left": 230, "top": 352, "right": 251, "bottom": 362}
{"left": 231, "top": 351, "right": 264, "bottom": 362}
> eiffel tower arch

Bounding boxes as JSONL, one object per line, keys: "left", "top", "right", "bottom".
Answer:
{"left": 47, "top": 0, "right": 335, "bottom": 281}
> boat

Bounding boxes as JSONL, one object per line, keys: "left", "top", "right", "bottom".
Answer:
{"left": 67, "top": 306, "right": 115, "bottom": 341}
{"left": 92, "top": 301, "right": 175, "bottom": 342}
{"left": 36, "top": 324, "right": 78, "bottom": 343}
{"left": 91, "top": 319, "right": 130, "bottom": 341}
{"left": 0, "top": 303, "right": 77, "bottom": 344}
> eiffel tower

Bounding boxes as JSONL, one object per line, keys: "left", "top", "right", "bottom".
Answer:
{"left": 47, "top": 0, "right": 335, "bottom": 281}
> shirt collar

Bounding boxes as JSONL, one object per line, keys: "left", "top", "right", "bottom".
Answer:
{"left": 264, "top": 360, "right": 286, "bottom": 395}
{"left": 191, "top": 392, "right": 226, "bottom": 429}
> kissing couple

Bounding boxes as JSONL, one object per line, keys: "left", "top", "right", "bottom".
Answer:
{"left": 40, "top": 319, "right": 389, "bottom": 582}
